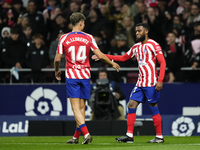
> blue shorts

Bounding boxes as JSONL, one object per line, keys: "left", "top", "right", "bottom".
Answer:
{"left": 129, "top": 86, "right": 160, "bottom": 103}
{"left": 66, "top": 78, "right": 91, "bottom": 99}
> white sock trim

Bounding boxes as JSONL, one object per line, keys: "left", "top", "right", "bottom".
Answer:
{"left": 156, "top": 135, "right": 163, "bottom": 139}
{"left": 126, "top": 133, "right": 133, "bottom": 138}
{"left": 84, "top": 133, "right": 89, "bottom": 138}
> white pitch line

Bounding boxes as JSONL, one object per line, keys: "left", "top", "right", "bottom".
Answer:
{"left": 0, "top": 143, "right": 200, "bottom": 146}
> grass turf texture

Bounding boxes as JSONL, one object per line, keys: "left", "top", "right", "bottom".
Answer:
{"left": 0, "top": 136, "right": 199, "bottom": 150}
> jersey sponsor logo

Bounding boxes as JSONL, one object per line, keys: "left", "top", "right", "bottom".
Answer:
{"left": 1, "top": 120, "right": 28, "bottom": 133}
{"left": 25, "top": 87, "right": 63, "bottom": 116}
{"left": 72, "top": 64, "right": 87, "bottom": 69}
{"left": 171, "top": 116, "right": 195, "bottom": 136}
{"left": 139, "top": 59, "right": 148, "bottom": 66}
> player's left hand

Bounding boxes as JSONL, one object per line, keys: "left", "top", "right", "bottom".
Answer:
{"left": 155, "top": 82, "right": 163, "bottom": 91}
{"left": 55, "top": 70, "right": 62, "bottom": 80}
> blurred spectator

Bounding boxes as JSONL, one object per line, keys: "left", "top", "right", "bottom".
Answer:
{"left": 84, "top": 8, "right": 105, "bottom": 34}
{"left": 11, "top": 0, "right": 26, "bottom": 23}
{"left": 163, "top": 14, "right": 186, "bottom": 49}
{"left": 0, "top": 10, "right": 9, "bottom": 31}
{"left": 120, "top": 16, "right": 135, "bottom": 48}
{"left": 192, "top": 0, "right": 200, "bottom": 4}
{"left": 99, "top": 2, "right": 107, "bottom": 16}
{"left": 23, "top": 0, "right": 46, "bottom": 37}
{"left": 189, "top": 21, "right": 200, "bottom": 41}
{"left": 47, "top": 14, "right": 69, "bottom": 45}
{"left": 2, "top": 0, "right": 15, "bottom": 27}
{"left": 105, "top": 4, "right": 131, "bottom": 35}
{"left": 176, "top": 0, "right": 185, "bottom": 15}
{"left": 26, "top": 34, "right": 49, "bottom": 83}
{"left": 21, "top": 24, "right": 33, "bottom": 47}
{"left": 58, "top": 0, "right": 69, "bottom": 12}
{"left": 130, "top": 0, "right": 144, "bottom": 17}
{"left": 183, "top": 23, "right": 200, "bottom": 68}
{"left": 186, "top": 22, "right": 200, "bottom": 81}
{"left": 2, "top": 0, "right": 13, "bottom": 10}
{"left": 48, "top": 30, "right": 65, "bottom": 82}
{"left": 190, "top": 51, "right": 200, "bottom": 81}
{"left": 107, "top": 0, "right": 124, "bottom": 16}
{"left": 49, "top": 30, "right": 64, "bottom": 68}
{"left": 165, "top": 0, "right": 178, "bottom": 15}
{"left": 186, "top": 3, "right": 200, "bottom": 28}
{"left": 80, "top": 0, "right": 99, "bottom": 16}
{"left": 109, "top": 34, "right": 131, "bottom": 82}
{"left": 178, "top": 0, "right": 191, "bottom": 24}
{"left": 52, "top": 6, "right": 62, "bottom": 20}
{"left": 134, "top": 2, "right": 147, "bottom": 25}
{"left": 1, "top": 26, "right": 11, "bottom": 48}
{"left": 89, "top": 31, "right": 108, "bottom": 82}
{"left": 64, "top": 1, "right": 80, "bottom": 19}
{"left": 99, "top": 3, "right": 115, "bottom": 35}
{"left": 34, "top": 0, "right": 45, "bottom": 12}
{"left": 0, "top": 27, "right": 11, "bottom": 72}
{"left": 1, "top": 0, "right": 26, "bottom": 28}
{"left": 64, "top": 1, "right": 80, "bottom": 31}
{"left": 16, "top": 16, "right": 30, "bottom": 34}
{"left": 164, "top": 32, "right": 184, "bottom": 83}
{"left": 43, "top": 0, "right": 57, "bottom": 21}
{"left": 147, "top": 6, "right": 165, "bottom": 48}
{"left": 2, "top": 26, "right": 27, "bottom": 82}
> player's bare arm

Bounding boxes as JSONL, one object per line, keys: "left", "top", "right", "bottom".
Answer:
{"left": 54, "top": 53, "right": 62, "bottom": 80}
{"left": 92, "top": 49, "right": 120, "bottom": 72}
{"left": 92, "top": 52, "right": 131, "bottom": 62}
{"left": 156, "top": 53, "right": 166, "bottom": 91}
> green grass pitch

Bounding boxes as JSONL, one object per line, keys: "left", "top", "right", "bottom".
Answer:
{"left": 0, "top": 136, "right": 200, "bottom": 150}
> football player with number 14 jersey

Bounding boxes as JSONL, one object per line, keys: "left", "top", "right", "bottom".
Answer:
{"left": 54, "top": 12, "right": 120, "bottom": 144}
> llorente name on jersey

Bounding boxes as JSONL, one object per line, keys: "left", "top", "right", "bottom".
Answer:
{"left": 66, "top": 37, "right": 89, "bottom": 45}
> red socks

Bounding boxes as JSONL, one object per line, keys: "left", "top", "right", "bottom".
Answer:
{"left": 73, "top": 127, "right": 81, "bottom": 139}
{"left": 152, "top": 113, "right": 162, "bottom": 136}
{"left": 79, "top": 124, "right": 89, "bottom": 136}
{"left": 127, "top": 113, "right": 136, "bottom": 134}
{"left": 126, "top": 108, "right": 137, "bottom": 136}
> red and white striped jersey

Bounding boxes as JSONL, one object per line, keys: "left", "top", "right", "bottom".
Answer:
{"left": 57, "top": 31, "right": 99, "bottom": 79}
{"left": 127, "top": 39, "right": 163, "bottom": 87}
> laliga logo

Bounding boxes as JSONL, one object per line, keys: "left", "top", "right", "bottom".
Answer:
{"left": 25, "top": 87, "right": 62, "bottom": 116}
{"left": 171, "top": 116, "right": 195, "bottom": 136}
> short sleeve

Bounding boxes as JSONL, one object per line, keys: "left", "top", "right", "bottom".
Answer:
{"left": 127, "top": 45, "right": 137, "bottom": 58}
{"left": 88, "top": 34, "right": 99, "bottom": 51}
{"left": 154, "top": 45, "right": 163, "bottom": 56}
{"left": 57, "top": 34, "right": 66, "bottom": 54}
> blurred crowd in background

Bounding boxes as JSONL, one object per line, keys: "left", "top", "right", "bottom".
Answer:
{"left": 0, "top": 0, "right": 200, "bottom": 84}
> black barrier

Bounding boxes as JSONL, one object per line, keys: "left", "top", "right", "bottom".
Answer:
{"left": 28, "top": 120, "right": 157, "bottom": 136}
{"left": 28, "top": 121, "right": 64, "bottom": 136}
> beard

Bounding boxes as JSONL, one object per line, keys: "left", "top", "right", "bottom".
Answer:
{"left": 136, "top": 34, "right": 145, "bottom": 42}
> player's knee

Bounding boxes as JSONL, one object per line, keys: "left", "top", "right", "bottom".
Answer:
{"left": 128, "top": 100, "right": 138, "bottom": 108}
